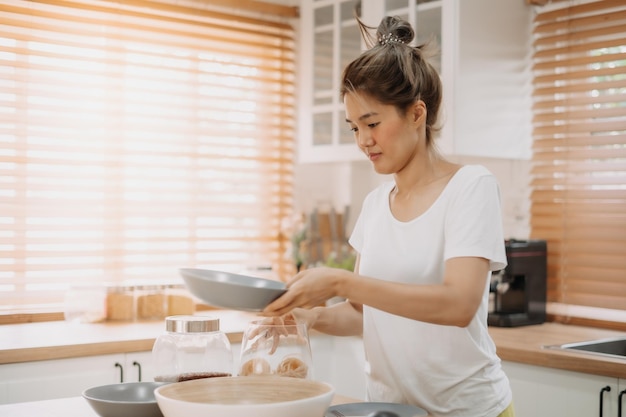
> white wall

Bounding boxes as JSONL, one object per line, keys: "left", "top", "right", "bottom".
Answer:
{"left": 448, "top": 155, "right": 531, "bottom": 240}
{"left": 294, "top": 156, "right": 531, "bottom": 240}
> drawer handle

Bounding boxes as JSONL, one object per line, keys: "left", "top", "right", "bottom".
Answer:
{"left": 133, "top": 361, "right": 142, "bottom": 382}
{"left": 600, "top": 385, "right": 611, "bottom": 417}
{"left": 115, "top": 362, "right": 124, "bottom": 383}
{"left": 619, "top": 389, "right": 626, "bottom": 417}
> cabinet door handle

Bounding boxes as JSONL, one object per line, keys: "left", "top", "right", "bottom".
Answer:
{"left": 618, "top": 389, "right": 626, "bottom": 417}
{"left": 600, "top": 385, "right": 611, "bottom": 417}
{"left": 115, "top": 362, "right": 124, "bottom": 383}
{"left": 133, "top": 361, "right": 142, "bottom": 382}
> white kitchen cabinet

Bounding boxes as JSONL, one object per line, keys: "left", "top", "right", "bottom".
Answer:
{"left": 439, "top": 0, "right": 532, "bottom": 159}
{"left": 297, "top": 0, "right": 532, "bottom": 163}
{"left": 0, "top": 333, "right": 366, "bottom": 405}
{"left": 298, "top": 0, "right": 363, "bottom": 163}
{"left": 503, "top": 361, "right": 626, "bottom": 417}
{"left": 0, "top": 352, "right": 154, "bottom": 404}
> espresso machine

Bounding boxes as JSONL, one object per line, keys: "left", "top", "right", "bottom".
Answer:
{"left": 488, "top": 239, "right": 547, "bottom": 327}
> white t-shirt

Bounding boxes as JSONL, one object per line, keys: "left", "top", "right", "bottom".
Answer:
{"left": 349, "top": 165, "right": 511, "bottom": 417}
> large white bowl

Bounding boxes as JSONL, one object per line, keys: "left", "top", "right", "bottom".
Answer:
{"left": 154, "top": 376, "right": 334, "bottom": 417}
{"left": 179, "top": 268, "right": 287, "bottom": 311}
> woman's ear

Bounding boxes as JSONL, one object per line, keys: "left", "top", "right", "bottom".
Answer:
{"left": 410, "top": 100, "right": 427, "bottom": 126}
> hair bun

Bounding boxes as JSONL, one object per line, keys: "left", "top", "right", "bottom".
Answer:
{"left": 376, "top": 16, "right": 414, "bottom": 46}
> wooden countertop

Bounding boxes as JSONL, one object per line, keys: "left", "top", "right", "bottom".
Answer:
{"left": 1, "top": 312, "right": 625, "bottom": 379}
{"left": 0, "top": 310, "right": 255, "bottom": 364}
{"left": 0, "top": 393, "right": 361, "bottom": 417}
{"left": 489, "top": 322, "right": 626, "bottom": 379}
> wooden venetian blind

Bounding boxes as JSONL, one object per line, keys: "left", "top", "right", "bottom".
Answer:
{"left": 0, "top": 0, "right": 296, "bottom": 311}
{"left": 530, "top": 0, "right": 626, "bottom": 327}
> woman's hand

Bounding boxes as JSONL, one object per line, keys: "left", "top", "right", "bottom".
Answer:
{"left": 289, "top": 307, "right": 319, "bottom": 330}
{"left": 262, "top": 267, "right": 350, "bottom": 316}
{"left": 246, "top": 314, "right": 307, "bottom": 354}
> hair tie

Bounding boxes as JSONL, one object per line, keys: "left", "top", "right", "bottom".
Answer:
{"left": 378, "top": 33, "right": 403, "bottom": 46}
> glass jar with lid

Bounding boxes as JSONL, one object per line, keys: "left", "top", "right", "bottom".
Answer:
{"left": 152, "top": 315, "right": 233, "bottom": 382}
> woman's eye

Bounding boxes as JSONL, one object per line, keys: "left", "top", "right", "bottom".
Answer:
{"left": 349, "top": 126, "right": 358, "bottom": 133}
{"left": 368, "top": 122, "right": 379, "bottom": 128}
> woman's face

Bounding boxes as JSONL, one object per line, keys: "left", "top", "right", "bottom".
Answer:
{"left": 344, "top": 92, "right": 424, "bottom": 175}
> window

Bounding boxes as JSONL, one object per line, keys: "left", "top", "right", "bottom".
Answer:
{"left": 0, "top": 0, "right": 297, "bottom": 312}
{"left": 530, "top": 0, "right": 626, "bottom": 329}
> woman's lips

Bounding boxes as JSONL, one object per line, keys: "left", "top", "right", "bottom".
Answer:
{"left": 368, "top": 152, "right": 381, "bottom": 162}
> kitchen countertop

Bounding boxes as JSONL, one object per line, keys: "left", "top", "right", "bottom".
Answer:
{"left": 0, "top": 393, "right": 361, "bottom": 417}
{"left": 489, "top": 322, "right": 626, "bottom": 378}
{"left": 0, "top": 310, "right": 256, "bottom": 364}
{"left": 1, "top": 311, "right": 625, "bottom": 378}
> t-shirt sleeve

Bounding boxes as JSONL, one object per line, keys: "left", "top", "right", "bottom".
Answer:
{"left": 348, "top": 193, "right": 369, "bottom": 254}
{"left": 349, "top": 182, "right": 390, "bottom": 255}
{"left": 444, "top": 172, "right": 507, "bottom": 272}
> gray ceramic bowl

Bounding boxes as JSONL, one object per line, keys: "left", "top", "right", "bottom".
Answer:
{"left": 180, "top": 268, "right": 287, "bottom": 311}
{"left": 82, "top": 381, "right": 169, "bottom": 417}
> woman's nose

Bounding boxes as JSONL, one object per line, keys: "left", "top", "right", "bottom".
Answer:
{"left": 357, "top": 130, "right": 374, "bottom": 148}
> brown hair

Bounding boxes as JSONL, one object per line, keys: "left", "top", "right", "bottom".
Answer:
{"left": 340, "top": 16, "right": 442, "bottom": 145}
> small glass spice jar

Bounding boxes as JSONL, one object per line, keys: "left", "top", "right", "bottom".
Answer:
{"left": 105, "top": 284, "right": 135, "bottom": 321}
{"left": 165, "top": 284, "right": 195, "bottom": 316}
{"left": 135, "top": 284, "right": 167, "bottom": 320}
{"left": 63, "top": 283, "right": 106, "bottom": 323}
{"left": 152, "top": 315, "right": 233, "bottom": 382}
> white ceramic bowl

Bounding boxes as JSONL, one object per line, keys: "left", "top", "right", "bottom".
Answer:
{"left": 179, "top": 268, "right": 287, "bottom": 311}
{"left": 154, "top": 376, "right": 334, "bottom": 417}
{"left": 82, "top": 381, "right": 169, "bottom": 417}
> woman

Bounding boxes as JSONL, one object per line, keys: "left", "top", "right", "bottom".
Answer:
{"left": 263, "top": 15, "right": 514, "bottom": 417}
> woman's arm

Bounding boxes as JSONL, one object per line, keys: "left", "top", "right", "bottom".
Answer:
{"left": 264, "top": 256, "right": 489, "bottom": 328}
{"left": 292, "top": 300, "right": 363, "bottom": 336}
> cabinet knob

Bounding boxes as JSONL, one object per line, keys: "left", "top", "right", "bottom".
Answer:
{"left": 600, "top": 385, "right": 611, "bottom": 417}
{"left": 618, "top": 389, "right": 626, "bottom": 417}
{"left": 115, "top": 362, "right": 124, "bottom": 383}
